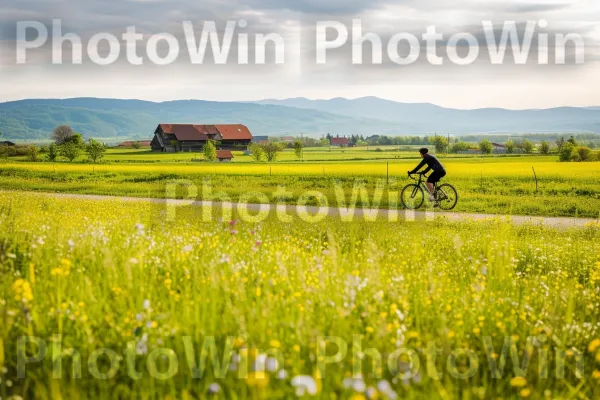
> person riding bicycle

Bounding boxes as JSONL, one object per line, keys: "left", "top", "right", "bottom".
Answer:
{"left": 408, "top": 148, "right": 446, "bottom": 202}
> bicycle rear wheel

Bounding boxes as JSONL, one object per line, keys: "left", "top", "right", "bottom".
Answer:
{"left": 436, "top": 184, "right": 458, "bottom": 210}
{"left": 401, "top": 184, "right": 425, "bottom": 209}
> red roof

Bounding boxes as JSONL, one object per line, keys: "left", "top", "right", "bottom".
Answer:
{"left": 216, "top": 150, "right": 234, "bottom": 159}
{"left": 158, "top": 124, "right": 252, "bottom": 141}
{"left": 214, "top": 125, "right": 252, "bottom": 140}
{"left": 331, "top": 137, "right": 349, "bottom": 145}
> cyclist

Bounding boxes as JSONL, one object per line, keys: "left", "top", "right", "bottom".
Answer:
{"left": 408, "top": 148, "right": 446, "bottom": 202}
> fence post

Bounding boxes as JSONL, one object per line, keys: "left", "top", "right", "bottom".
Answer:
{"left": 532, "top": 166, "right": 538, "bottom": 195}
{"left": 387, "top": 162, "right": 389, "bottom": 185}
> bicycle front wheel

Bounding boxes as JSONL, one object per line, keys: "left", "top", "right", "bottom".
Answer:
{"left": 401, "top": 184, "right": 425, "bottom": 209}
{"left": 436, "top": 184, "right": 458, "bottom": 210}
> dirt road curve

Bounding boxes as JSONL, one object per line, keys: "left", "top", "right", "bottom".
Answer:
{"left": 10, "top": 191, "right": 600, "bottom": 229}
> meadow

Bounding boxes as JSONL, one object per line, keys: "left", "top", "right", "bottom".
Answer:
{"left": 1, "top": 155, "right": 599, "bottom": 218}
{"left": 1, "top": 191, "right": 600, "bottom": 399}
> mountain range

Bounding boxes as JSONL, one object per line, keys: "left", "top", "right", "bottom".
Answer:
{"left": 0, "top": 97, "right": 599, "bottom": 140}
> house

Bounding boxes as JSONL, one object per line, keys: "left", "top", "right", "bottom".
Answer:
{"left": 280, "top": 136, "right": 295, "bottom": 143}
{"left": 252, "top": 136, "right": 270, "bottom": 145}
{"left": 330, "top": 137, "right": 349, "bottom": 147}
{"left": 216, "top": 150, "right": 234, "bottom": 162}
{"left": 119, "top": 140, "right": 152, "bottom": 147}
{"left": 252, "top": 136, "right": 269, "bottom": 145}
{"left": 491, "top": 142, "right": 507, "bottom": 154}
{"left": 151, "top": 124, "right": 253, "bottom": 152}
{"left": 1, "top": 141, "right": 15, "bottom": 146}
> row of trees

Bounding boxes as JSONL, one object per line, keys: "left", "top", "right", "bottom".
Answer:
{"left": 248, "top": 142, "right": 286, "bottom": 162}
{"left": 14, "top": 125, "right": 108, "bottom": 163}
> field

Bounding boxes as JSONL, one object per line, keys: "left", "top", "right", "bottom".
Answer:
{"left": 1, "top": 191, "right": 600, "bottom": 399}
{"left": 1, "top": 154, "right": 599, "bottom": 218}
{"left": 1, "top": 148, "right": 600, "bottom": 399}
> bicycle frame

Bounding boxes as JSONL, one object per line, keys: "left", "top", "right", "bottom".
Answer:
{"left": 408, "top": 173, "right": 448, "bottom": 200}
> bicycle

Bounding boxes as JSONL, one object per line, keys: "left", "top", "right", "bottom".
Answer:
{"left": 401, "top": 172, "right": 458, "bottom": 210}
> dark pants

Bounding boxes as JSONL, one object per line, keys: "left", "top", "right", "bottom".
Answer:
{"left": 427, "top": 170, "right": 446, "bottom": 184}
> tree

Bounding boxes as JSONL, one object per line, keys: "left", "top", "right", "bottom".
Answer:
{"left": 567, "top": 136, "right": 577, "bottom": 146}
{"left": 0, "top": 145, "right": 8, "bottom": 159}
{"left": 59, "top": 141, "right": 81, "bottom": 162}
{"left": 319, "top": 138, "right": 330, "bottom": 147}
{"left": 540, "top": 141, "right": 550, "bottom": 155}
{"left": 26, "top": 145, "right": 39, "bottom": 162}
{"left": 203, "top": 140, "right": 217, "bottom": 162}
{"left": 572, "top": 146, "right": 592, "bottom": 162}
{"left": 293, "top": 139, "right": 303, "bottom": 160}
{"left": 558, "top": 142, "right": 574, "bottom": 162}
{"left": 52, "top": 125, "right": 74, "bottom": 145}
{"left": 132, "top": 141, "right": 141, "bottom": 149}
{"left": 505, "top": 140, "right": 515, "bottom": 154}
{"left": 249, "top": 143, "right": 265, "bottom": 161}
{"left": 479, "top": 139, "right": 493, "bottom": 155}
{"left": 522, "top": 140, "right": 534, "bottom": 154}
{"left": 429, "top": 135, "right": 449, "bottom": 153}
{"left": 64, "top": 133, "right": 84, "bottom": 147}
{"left": 86, "top": 139, "right": 106, "bottom": 163}
{"left": 46, "top": 143, "right": 58, "bottom": 162}
{"left": 450, "top": 141, "right": 469, "bottom": 154}
{"left": 261, "top": 142, "right": 284, "bottom": 162}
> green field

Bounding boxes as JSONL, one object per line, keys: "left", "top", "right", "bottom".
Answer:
{"left": 1, "top": 148, "right": 600, "bottom": 399}
{"left": 1, "top": 154, "right": 599, "bottom": 218}
{"left": 1, "top": 192, "right": 600, "bottom": 399}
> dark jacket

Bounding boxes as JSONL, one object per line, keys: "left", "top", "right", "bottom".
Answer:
{"left": 410, "top": 154, "right": 445, "bottom": 174}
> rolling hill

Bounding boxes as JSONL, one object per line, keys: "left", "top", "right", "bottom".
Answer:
{"left": 255, "top": 97, "right": 600, "bottom": 134}
{"left": 0, "top": 98, "right": 406, "bottom": 140}
{"left": 0, "top": 97, "right": 599, "bottom": 140}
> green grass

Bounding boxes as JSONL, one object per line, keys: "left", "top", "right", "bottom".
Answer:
{"left": 1, "top": 156, "right": 599, "bottom": 218}
{"left": 1, "top": 192, "right": 599, "bottom": 399}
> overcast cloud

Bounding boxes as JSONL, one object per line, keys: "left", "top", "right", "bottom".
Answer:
{"left": 0, "top": 0, "right": 598, "bottom": 108}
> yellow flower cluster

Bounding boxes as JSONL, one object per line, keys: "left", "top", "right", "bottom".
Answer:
{"left": 12, "top": 279, "right": 33, "bottom": 302}
{"left": 51, "top": 258, "right": 72, "bottom": 277}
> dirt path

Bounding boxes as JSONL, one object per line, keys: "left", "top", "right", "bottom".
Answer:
{"left": 10, "top": 191, "right": 600, "bottom": 229}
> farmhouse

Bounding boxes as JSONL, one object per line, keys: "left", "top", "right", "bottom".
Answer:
{"left": 151, "top": 124, "right": 253, "bottom": 152}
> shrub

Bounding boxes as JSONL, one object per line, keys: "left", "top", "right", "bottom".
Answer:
{"left": 505, "top": 140, "right": 515, "bottom": 154}
{"left": 203, "top": 140, "right": 216, "bottom": 162}
{"left": 59, "top": 142, "right": 81, "bottom": 162}
{"left": 540, "top": 141, "right": 550, "bottom": 155}
{"left": 558, "top": 142, "right": 575, "bottom": 162}
{"left": 46, "top": 143, "right": 58, "bottom": 162}
{"left": 131, "top": 141, "right": 142, "bottom": 149}
{"left": 479, "top": 139, "right": 493, "bottom": 155}
{"left": 451, "top": 142, "right": 470, "bottom": 153}
{"left": 26, "top": 145, "right": 40, "bottom": 162}
{"left": 86, "top": 139, "right": 106, "bottom": 163}
{"left": 574, "top": 146, "right": 593, "bottom": 162}
{"left": 249, "top": 143, "right": 265, "bottom": 162}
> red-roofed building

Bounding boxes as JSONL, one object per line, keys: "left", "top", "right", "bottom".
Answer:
{"left": 216, "top": 150, "right": 234, "bottom": 162}
{"left": 330, "top": 137, "right": 349, "bottom": 147}
{"left": 151, "top": 124, "right": 253, "bottom": 152}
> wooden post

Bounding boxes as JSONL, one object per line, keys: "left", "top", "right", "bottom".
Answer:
{"left": 532, "top": 166, "right": 538, "bottom": 194}
{"left": 387, "top": 161, "right": 389, "bottom": 185}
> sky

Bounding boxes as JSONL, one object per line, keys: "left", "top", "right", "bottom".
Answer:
{"left": 0, "top": 0, "right": 599, "bottom": 109}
